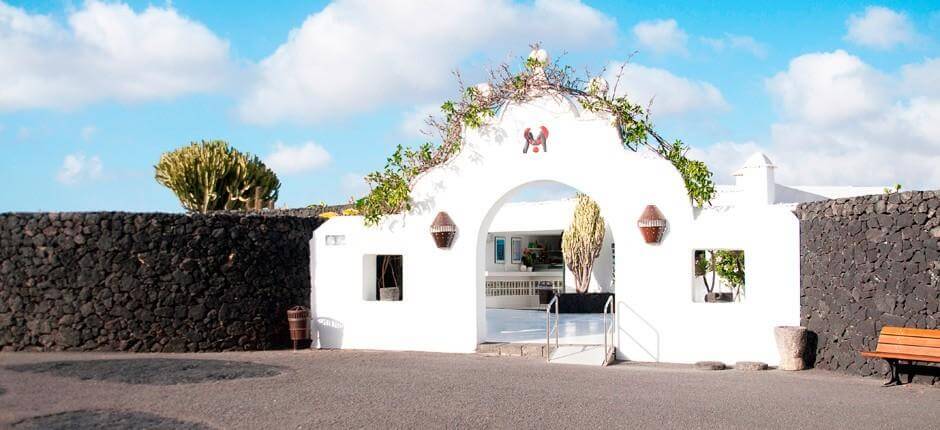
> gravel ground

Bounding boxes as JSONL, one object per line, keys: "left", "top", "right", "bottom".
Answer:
{"left": 1, "top": 350, "right": 938, "bottom": 429}
{"left": 11, "top": 410, "right": 210, "bottom": 430}
{"left": 6, "top": 358, "right": 283, "bottom": 385}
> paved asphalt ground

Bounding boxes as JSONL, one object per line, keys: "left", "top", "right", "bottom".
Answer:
{"left": 1, "top": 350, "right": 939, "bottom": 429}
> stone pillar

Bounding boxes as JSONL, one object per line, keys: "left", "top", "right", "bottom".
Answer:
{"left": 774, "top": 326, "right": 809, "bottom": 371}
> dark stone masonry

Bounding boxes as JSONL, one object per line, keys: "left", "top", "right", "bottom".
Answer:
{"left": 0, "top": 211, "right": 320, "bottom": 352}
{"left": 795, "top": 190, "right": 940, "bottom": 384}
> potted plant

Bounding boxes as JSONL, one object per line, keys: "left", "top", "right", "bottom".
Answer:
{"left": 696, "top": 250, "right": 744, "bottom": 302}
{"left": 562, "top": 194, "right": 605, "bottom": 294}
{"left": 696, "top": 250, "right": 737, "bottom": 302}
{"left": 521, "top": 249, "right": 535, "bottom": 271}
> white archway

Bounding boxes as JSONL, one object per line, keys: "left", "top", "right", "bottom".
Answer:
{"left": 311, "top": 94, "right": 800, "bottom": 365}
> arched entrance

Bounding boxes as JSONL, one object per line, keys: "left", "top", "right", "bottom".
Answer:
{"left": 312, "top": 94, "right": 804, "bottom": 365}
{"left": 474, "top": 181, "right": 616, "bottom": 350}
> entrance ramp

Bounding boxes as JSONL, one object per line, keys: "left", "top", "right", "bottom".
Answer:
{"left": 548, "top": 345, "right": 611, "bottom": 366}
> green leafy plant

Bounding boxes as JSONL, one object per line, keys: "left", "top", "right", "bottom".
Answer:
{"left": 712, "top": 250, "right": 745, "bottom": 299}
{"left": 883, "top": 183, "right": 902, "bottom": 194}
{"left": 356, "top": 45, "right": 717, "bottom": 225}
{"left": 694, "top": 250, "right": 716, "bottom": 294}
{"left": 155, "top": 140, "right": 280, "bottom": 213}
{"left": 521, "top": 248, "right": 535, "bottom": 267}
{"left": 562, "top": 194, "right": 606, "bottom": 294}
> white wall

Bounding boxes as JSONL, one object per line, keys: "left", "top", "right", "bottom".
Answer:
{"left": 311, "top": 94, "right": 800, "bottom": 365}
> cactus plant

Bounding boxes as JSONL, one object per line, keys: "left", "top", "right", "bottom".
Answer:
{"left": 154, "top": 140, "right": 280, "bottom": 212}
{"left": 562, "top": 194, "right": 606, "bottom": 294}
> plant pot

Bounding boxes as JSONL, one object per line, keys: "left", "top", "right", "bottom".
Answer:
{"left": 774, "top": 326, "right": 809, "bottom": 370}
{"left": 379, "top": 287, "right": 401, "bottom": 301}
{"left": 704, "top": 292, "right": 733, "bottom": 303}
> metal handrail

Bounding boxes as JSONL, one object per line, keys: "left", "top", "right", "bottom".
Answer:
{"left": 603, "top": 295, "right": 615, "bottom": 366}
{"left": 545, "top": 295, "right": 559, "bottom": 362}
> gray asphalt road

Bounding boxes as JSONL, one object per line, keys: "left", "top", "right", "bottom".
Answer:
{"left": 1, "top": 350, "right": 938, "bottom": 429}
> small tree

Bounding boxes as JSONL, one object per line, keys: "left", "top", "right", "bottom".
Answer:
{"left": 155, "top": 140, "right": 280, "bottom": 213}
{"left": 562, "top": 194, "right": 606, "bottom": 294}
{"left": 712, "top": 250, "right": 745, "bottom": 299}
{"left": 696, "top": 249, "right": 746, "bottom": 299}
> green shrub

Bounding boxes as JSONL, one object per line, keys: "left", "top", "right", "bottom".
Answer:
{"left": 155, "top": 140, "right": 280, "bottom": 212}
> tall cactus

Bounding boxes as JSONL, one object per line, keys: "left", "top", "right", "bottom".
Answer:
{"left": 562, "top": 194, "right": 606, "bottom": 294}
{"left": 155, "top": 140, "right": 280, "bottom": 212}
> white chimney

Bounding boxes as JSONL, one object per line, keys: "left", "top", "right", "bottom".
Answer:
{"left": 732, "top": 152, "right": 776, "bottom": 205}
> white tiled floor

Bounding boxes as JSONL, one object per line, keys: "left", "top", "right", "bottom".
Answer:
{"left": 485, "top": 308, "right": 607, "bottom": 344}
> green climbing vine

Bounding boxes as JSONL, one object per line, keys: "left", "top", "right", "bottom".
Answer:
{"left": 356, "top": 46, "right": 717, "bottom": 225}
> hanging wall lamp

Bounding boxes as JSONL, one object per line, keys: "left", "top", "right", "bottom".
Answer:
{"left": 637, "top": 205, "right": 667, "bottom": 244}
{"left": 430, "top": 211, "right": 457, "bottom": 249}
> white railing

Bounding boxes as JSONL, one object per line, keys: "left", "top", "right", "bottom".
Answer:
{"left": 545, "top": 295, "right": 559, "bottom": 362}
{"left": 603, "top": 295, "right": 615, "bottom": 366}
{"left": 485, "top": 280, "right": 564, "bottom": 296}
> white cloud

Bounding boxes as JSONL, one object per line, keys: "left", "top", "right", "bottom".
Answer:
{"left": 845, "top": 6, "right": 917, "bottom": 49}
{"left": 0, "top": 1, "right": 231, "bottom": 111}
{"left": 765, "top": 50, "right": 889, "bottom": 125}
{"left": 604, "top": 62, "right": 727, "bottom": 117}
{"left": 632, "top": 19, "right": 687, "bottom": 56}
{"left": 264, "top": 141, "right": 331, "bottom": 175}
{"left": 762, "top": 51, "right": 940, "bottom": 188}
{"left": 900, "top": 58, "right": 940, "bottom": 98}
{"left": 56, "top": 153, "right": 103, "bottom": 185}
{"left": 400, "top": 103, "right": 443, "bottom": 138}
{"left": 701, "top": 34, "right": 767, "bottom": 58}
{"left": 687, "top": 141, "right": 764, "bottom": 183}
{"left": 238, "top": 0, "right": 615, "bottom": 124}
{"left": 340, "top": 173, "right": 369, "bottom": 199}
{"left": 80, "top": 125, "right": 96, "bottom": 141}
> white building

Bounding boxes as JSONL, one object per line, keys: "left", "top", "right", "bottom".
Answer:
{"left": 310, "top": 67, "right": 883, "bottom": 366}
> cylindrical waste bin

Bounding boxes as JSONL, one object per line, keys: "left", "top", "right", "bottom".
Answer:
{"left": 287, "top": 306, "right": 310, "bottom": 350}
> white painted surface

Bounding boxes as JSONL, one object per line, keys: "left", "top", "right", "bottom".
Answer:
{"left": 549, "top": 345, "right": 608, "bottom": 366}
{"left": 311, "top": 90, "right": 802, "bottom": 365}
{"left": 712, "top": 152, "right": 883, "bottom": 207}
{"left": 485, "top": 309, "right": 606, "bottom": 344}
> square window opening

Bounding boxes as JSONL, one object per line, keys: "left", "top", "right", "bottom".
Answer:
{"left": 692, "top": 249, "right": 745, "bottom": 303}
{"left": 363, "top": 254, "right": 403, "bottom": 301}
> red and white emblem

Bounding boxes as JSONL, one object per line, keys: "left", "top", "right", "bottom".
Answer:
{"left": 523, "top": 126, "right": 548, "bottom": 154}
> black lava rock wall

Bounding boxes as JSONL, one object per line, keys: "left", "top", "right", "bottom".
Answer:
{"left": 0, "top": 212, "right": 320, "bottom": 352}
{"left": 796, "top": 190, "right": 940, "bottom": 384}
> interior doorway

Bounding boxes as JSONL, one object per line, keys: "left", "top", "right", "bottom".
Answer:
{"left": 480, "top": 181, "right": 614, "bottom": 345}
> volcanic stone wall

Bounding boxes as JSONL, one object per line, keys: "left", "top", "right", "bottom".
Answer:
{"left": 796, "top": 190, "right": 940, "bottom": 384}
{"left": 0, "top": 211, "right": 320, "bottom": 352}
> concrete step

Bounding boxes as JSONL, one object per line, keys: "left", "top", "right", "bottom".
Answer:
{"left": 548, "top": 345, "right": 611, "bottom": 366}
{"left": 476, "top": 342, "right": 554, "bottom": 358}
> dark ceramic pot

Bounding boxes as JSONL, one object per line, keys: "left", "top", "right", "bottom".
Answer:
{"left": 704, "top": 292, "right": 733, "bottom": 303}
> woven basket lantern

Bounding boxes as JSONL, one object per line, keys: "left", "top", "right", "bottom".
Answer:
{"left": 430, "top": 211, "right": 457, "bottom": 249}
{"left": 637, "top": 205, "right": 667, "bottom": 244}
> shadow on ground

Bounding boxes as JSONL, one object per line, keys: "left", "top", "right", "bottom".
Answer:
{"left": 6, "top": 358, "right": 283, "bottom": 385}
{"left": 12, "top": 410, "right": 211, "bottom": 430}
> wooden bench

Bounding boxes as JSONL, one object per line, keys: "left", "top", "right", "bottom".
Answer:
{"left": 860, "top": 326, "right": 940, "bottom": 386}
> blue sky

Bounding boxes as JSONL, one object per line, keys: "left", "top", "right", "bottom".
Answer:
{"left": 2, "top": 0, "right": 939, "bottom": 212}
